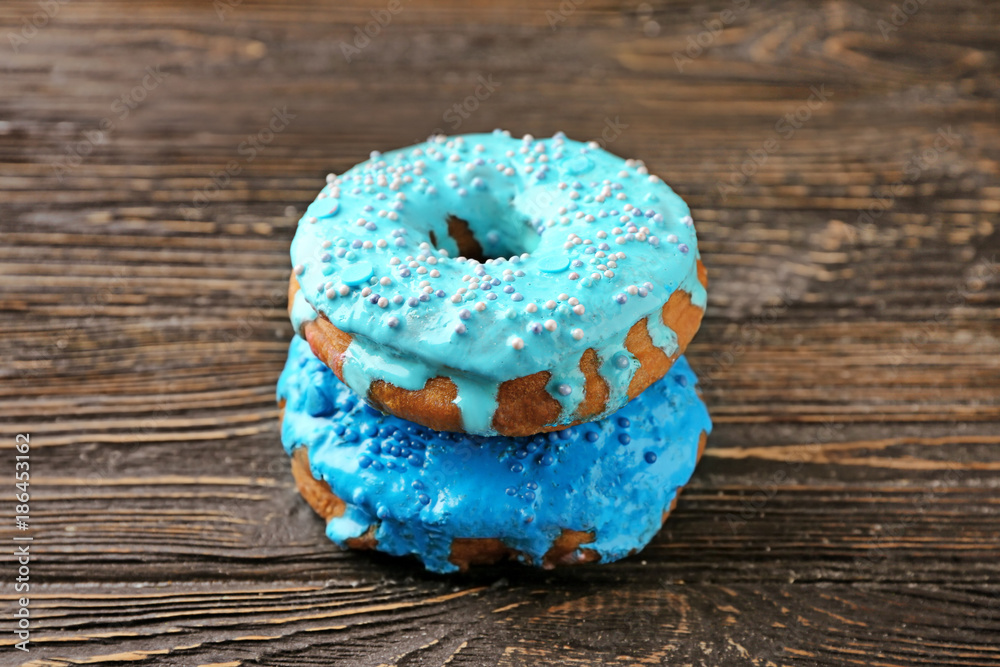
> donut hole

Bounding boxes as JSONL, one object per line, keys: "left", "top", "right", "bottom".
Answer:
{"left": 441, "top": 214, "right": 540, "bottom": 263}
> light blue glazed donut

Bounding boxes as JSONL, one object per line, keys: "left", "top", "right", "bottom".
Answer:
{"left": 289, "top": 130, "right": 706, "bottom": 436}
{"left": 278, "top": 335, "right": 711, "bottom": 573}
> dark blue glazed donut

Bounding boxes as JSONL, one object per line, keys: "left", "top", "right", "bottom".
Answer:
{"left": 278, "top": 335, "right": 710, "bottom": 573}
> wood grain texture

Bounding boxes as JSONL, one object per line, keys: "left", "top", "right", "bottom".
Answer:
{"left": 1, "top": 0, "right": 999, "bottom": 664}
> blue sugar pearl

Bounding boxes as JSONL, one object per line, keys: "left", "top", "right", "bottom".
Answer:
{"left": 618, "top": 417, "right": 631, "bottom": 428}
{"left": 344, "top": 430, "right": 359, "bottom": 443}
{"left": 351, "top": 240, "right": 363, "bottom": 248}
{"left": 557, "top": 384, "right": 572, "bottom": 396}
{"left": 459, "top": 309, "right": 471, "bottom": 320}
{"left": 399, "top": 447, "right": 411, "bottom": 457}
{"left": 526, "top": 322, "right": 542, "bottom": 334}
{"left": 376, "top": 506, "right": 390, "bottom": 519}
{"left": 556, "top": 429, "right": 571, "bottom": 440}
{"left": 406, "top": 297, "right": 419, "bottom": 307}
{"left": 407, "top": 454, "right": 422, "bottom": 467}
{"left": 358, "top": 455, "right": 373, "bottom": 469}
{"left": 510, "top": 462, "right": 524, "bottom": 473}
{"left": 644, "top": 452, "right": 657, "bottom": 464}
{"left": 613, "top": 354, "right": 630, "bottom": 369}
{"left": 585, "top": 431, "right": 599, "bottom": 442}
{"left": 492, "top": 278, "right": 501, "bottom": 286}
{"left": 389, "top": 445, "right": 401, "bottom": 456}
{"left": 511, "top": 293, "right": 523, "bottom": 301}
{"left": 419, "top": 293, "right": 430, "bottom": 301}
{"left": 387, "top": 316, "right": 400, "bottom": 328}
{"left": 364, "top": 221, "right": 377, "bottom": 230}
{"left": 411, "top": 480, "right": 425, "bottom": 490}
{"left": 526, "top": 481, "right": 538, "bottom": 490}
{"left": 418, "top": 493, "right": 430, "bottom": 505}
{"left": 539, "top": 453, "right": 555, "bottom": 466}
{"left": 486, "top": 292, "right": 497, "bottom": 300}
{"left": 614, "top": 294, "right": 627, "bottom": 304}
{"left": 675, "top": 375, "right": 688, "bottom": 387}
{"left": 618, "top": 434, "right": 631, "bottom": 444}
{"left": 506, "top": 486, "right": 517, "bottom": 496}
{"left": 514, "top": 449, "right": 528, "bottom": 459}
{"left": 333, "top": 424, "right": 346, "bottom": 436}
{"left": 522, "top": 491, "right": 536, "bottom": 502}
{"left": 503, "top": 285, "right": 514, "bottom": 293}
{"left": 369, "top": 294, "right": 380, "bottom": 304}
{"left": 371, "top": 460, "right": 384, "bottom": 471}
{"left": 399, "top": 268, "right": 411, "bottom": 277}
{"left": 481, "top": 282, "right": 492, "bottom": 290}
{"left": 525, "top": 441, "right": 539, "bottom": 453}
{"left": 436, "top": 290, "right": 446, "bottom": 297}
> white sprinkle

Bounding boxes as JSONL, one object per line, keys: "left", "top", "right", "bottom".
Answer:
{"left": 293, "top": 264, "right": 305, "bottom": 275}
{"left": 430, "top": 269, "right": 441, "bottom": 278}
{"left": 568, "top": 297, "right": 579, "bottom": 306}
{"left": 325, "top": 288, "right": 338, "bottom": 298}
{"left": 362, "top": 241, "right": 373, "bottom": 249}
{"left": 475, "top": 301, "right": 486, "bottom": 311}
{"left": 510, "top": 336, "right": 524, "bottom": 350}
{"left": 338, "top": 285, "right": 350, "bottom": 296}
{"left": 568, "top": 272, "right": 579, "bottom": 280}
{"left": 545, "top": 300, "right": 556, "bottom": 309}
{"left": 604, "top": 270, "right": 614, "bottom": 278}
{"left": 627, "top": 285, "right": 638, "bottom": 295}
{"left": 380, "top": 277, "right": 392, "bottom": 286}
{"left": 573, "top": 304, "right": 585, "bottom": 315}
{"left": 361, "top": 287, "right": 372, "bottom": 297}
{"left": 572, "top": 328, "right": 584, "bottom": 340}
{"left": 526, "top": 303, "right": 538, "bottom": 313}
{"left": 376, "top": 239, "right": 387, "bottom": 248}
{"left": 450, "top": 295, "right": 462, "bottom": 303}
{"left": 597, "top": 230, "right": 607, "bottom": 239}
{"left": 378, "top": 297, "right": 388, "bottom": 308}
{"left": 544, "top": 319, "right": 557, "bottom": 331}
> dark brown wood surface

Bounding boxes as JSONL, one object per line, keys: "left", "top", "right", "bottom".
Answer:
{"left": 2, "top": 0, "right": 999, "bottom": 665}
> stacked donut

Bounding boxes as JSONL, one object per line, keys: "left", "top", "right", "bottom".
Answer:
{"left": 278, "top": 130, "right": 710, "bottom": 572}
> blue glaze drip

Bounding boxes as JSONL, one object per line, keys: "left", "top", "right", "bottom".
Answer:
{"left": 290, "top": 131, "right": 706, "bottom": 435}
{"left": 278, "top": 335, "right": 712, "bottom": 573}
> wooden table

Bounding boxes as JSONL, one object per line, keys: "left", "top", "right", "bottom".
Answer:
{"left": 3, "top": 0, "right": 999, "bottom": 664}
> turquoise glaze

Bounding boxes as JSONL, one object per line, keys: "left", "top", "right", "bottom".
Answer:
{"left": 290, "top": 131, "right": 706, "bottom": 435}
{"left": 278, "top": 335, "right": 712, "bottom": 573}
